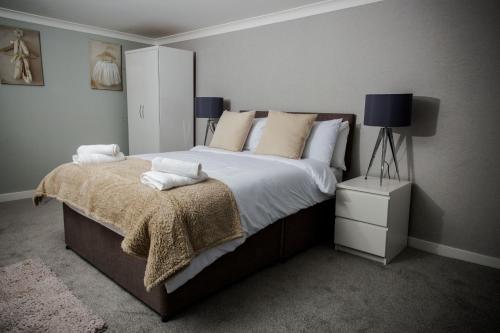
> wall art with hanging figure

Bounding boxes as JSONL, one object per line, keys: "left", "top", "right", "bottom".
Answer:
{"left": 89, "top": 40, "right": 122, "bottom": 91}
{"left": 0, "top": 25, "right": 44, "bottom": 86}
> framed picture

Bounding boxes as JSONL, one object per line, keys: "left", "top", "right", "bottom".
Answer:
{"left": 0, "top": 25, "right": 44, "bottom": 86}
{"left": 89, "top": 40, "right": 122, "bottom": 91}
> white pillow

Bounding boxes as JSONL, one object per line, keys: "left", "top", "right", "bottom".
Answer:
{"left": 302, "top": 119, "right": 342, "bottom": 164}
{"left": 331, "top": 121, "right": 350, "bottom": 171}
{"left": 243, "top": 118, "right": 267, "bottom": 151}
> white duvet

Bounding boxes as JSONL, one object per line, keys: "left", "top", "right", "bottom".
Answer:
{"left": 135, "top": 146, "right": 338, "bottom": 293}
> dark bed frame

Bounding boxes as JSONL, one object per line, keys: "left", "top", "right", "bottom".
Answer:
{"left": 63, "top": 111, "right": 356, "bottom": 321}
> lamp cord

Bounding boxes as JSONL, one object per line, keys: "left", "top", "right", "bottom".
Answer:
{"left": 384, "top": 161, "right": 391, "bottom": 179}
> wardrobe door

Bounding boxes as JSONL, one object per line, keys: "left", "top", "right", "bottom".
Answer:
{"left": 126, "top": 49, "right": 160, "bottom": 155}
{"left": 158, "top": 47, "right": 194, "bottom": 151}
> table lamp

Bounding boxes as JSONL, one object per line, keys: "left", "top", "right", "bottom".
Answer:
{"left": 195, "top": 97, "right": 223, "bottom": 145}
{"left": 364, "top": 93, "right": 412, "bottom": 185}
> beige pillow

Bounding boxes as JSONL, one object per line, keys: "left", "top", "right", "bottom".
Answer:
{"left": 209, "top": 111, "right": 256, "bottom": 151}
{"left": 255, "top": 111, "right": 317, "bottom": 159}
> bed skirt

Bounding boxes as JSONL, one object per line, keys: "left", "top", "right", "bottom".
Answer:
{"left": 63, "top": 199, "right": 334, "bottom": 321}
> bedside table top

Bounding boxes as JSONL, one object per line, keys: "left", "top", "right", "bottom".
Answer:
{"left": 337, "top": 176, "right": 411, "bottom": 196}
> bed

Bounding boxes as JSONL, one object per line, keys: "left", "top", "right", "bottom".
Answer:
{"left": 61, "top": 111, "right": 356, "bottom": 321}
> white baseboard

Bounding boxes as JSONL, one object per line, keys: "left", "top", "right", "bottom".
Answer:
{"left": 0, "top": 190, "right": 34, "bottom": 203}
{"left": 408, "top": 237, "right": 500, "bottom": 270}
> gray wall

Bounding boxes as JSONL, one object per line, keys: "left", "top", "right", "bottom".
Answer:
{"left": 0, "top": 17, "right": 147, "bottom": 194}
{"left": 171, "top": 0, "right": 500, "bottom": 257}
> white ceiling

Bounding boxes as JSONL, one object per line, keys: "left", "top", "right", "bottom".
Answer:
{"left": 0, "top": 0, "right": 324, "bottom": 38}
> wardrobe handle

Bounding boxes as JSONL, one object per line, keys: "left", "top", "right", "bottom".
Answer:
{"left": 139, "top": 105, "right": 144, "bottom": 119}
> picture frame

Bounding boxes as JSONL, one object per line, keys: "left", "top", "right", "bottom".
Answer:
{"left": 89, "top": 40, "right": 122, "bottom": 91}
{"left": 0, "top": 25, "right": 44, "bottom": 86}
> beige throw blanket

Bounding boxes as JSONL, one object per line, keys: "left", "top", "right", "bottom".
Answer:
{"left": 33, "top": 158, "right": 243, "bottom": 291}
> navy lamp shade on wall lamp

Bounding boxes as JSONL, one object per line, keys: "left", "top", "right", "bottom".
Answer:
{"left": 364, "top": 93, "right": 413, "bottom": 185}
{"left": 195, "top": 97, "right": 223, "bottom": 145}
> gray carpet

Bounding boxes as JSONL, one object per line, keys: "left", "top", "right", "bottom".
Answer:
{"left": 1, "top": 199, "right": 499, "bottom": 332}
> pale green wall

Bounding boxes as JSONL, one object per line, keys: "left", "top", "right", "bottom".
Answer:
{"left": 0, "top": 17, "right": 148, "bottom": 193}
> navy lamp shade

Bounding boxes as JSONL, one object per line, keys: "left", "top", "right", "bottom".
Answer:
{"left": 195, "top": 97, "right": 223, "bottom": 119}
{"left": 363, "top": 93, "right": 413, "bottom": 185}
{"left": 364, "top": 94, "right": 412, "bottom": 127}
{"left": 195, "top": 97, "right": 224, "bottom": 145}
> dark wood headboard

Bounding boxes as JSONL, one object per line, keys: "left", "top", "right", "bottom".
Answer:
{"left": 246, "top": 111, "right": 356, "bottom": 173}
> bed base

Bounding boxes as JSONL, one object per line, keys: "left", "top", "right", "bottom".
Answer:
{"left": 63, "top": 199, "right": 334, "bottom": 321}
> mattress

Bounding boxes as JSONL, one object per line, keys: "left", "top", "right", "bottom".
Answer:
{"left": 73, "top": 146, "right": 340, "bottom": 292}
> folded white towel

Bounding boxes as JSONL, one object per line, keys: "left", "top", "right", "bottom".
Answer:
{"left": 72, "top": 152, "right": 125, "bottom": 164}
{"left": 76, "top": 144, "right": 120, "bottom": 156}
{"left": 140, "top": 171, "right": 208, "bottom": 191}
{"left": 151, "top": 157, "right": 202, "bottom": 179}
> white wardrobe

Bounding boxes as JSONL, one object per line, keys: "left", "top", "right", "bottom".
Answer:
{"left": 125, "top": 46, "right": 194, "bottom": 155}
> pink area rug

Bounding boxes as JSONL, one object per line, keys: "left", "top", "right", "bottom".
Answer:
{"left": 0, "top": 258, "right": 107, "bottom": 332}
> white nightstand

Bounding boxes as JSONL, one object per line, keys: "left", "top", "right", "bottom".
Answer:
{"left": 334, "top": 176, "right": 411, "bottom": 264}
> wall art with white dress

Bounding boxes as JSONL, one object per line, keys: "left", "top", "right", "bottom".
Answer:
{"left": 0, "top": 25, "right": 44, "bottom": 86}
{"left": 89, "top": 40, "right": 122, "bottom": 91}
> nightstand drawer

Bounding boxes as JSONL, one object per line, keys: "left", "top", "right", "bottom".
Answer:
{"left": 336, "top": 189, "right": 389, "bottom": 227}
{"left": 334, "top": 217, "right": 387, "bottom": 257}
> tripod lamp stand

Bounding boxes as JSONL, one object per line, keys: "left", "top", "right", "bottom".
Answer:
{"left": 364, "top": 94, "right": 412, "bottom": 185}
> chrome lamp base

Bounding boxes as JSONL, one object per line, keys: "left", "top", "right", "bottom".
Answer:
{"left": 365, "top": 127, "right": 401, "bottom": 185}
{"left": 203, "top": 118, "right": 217, "bottom": 145}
